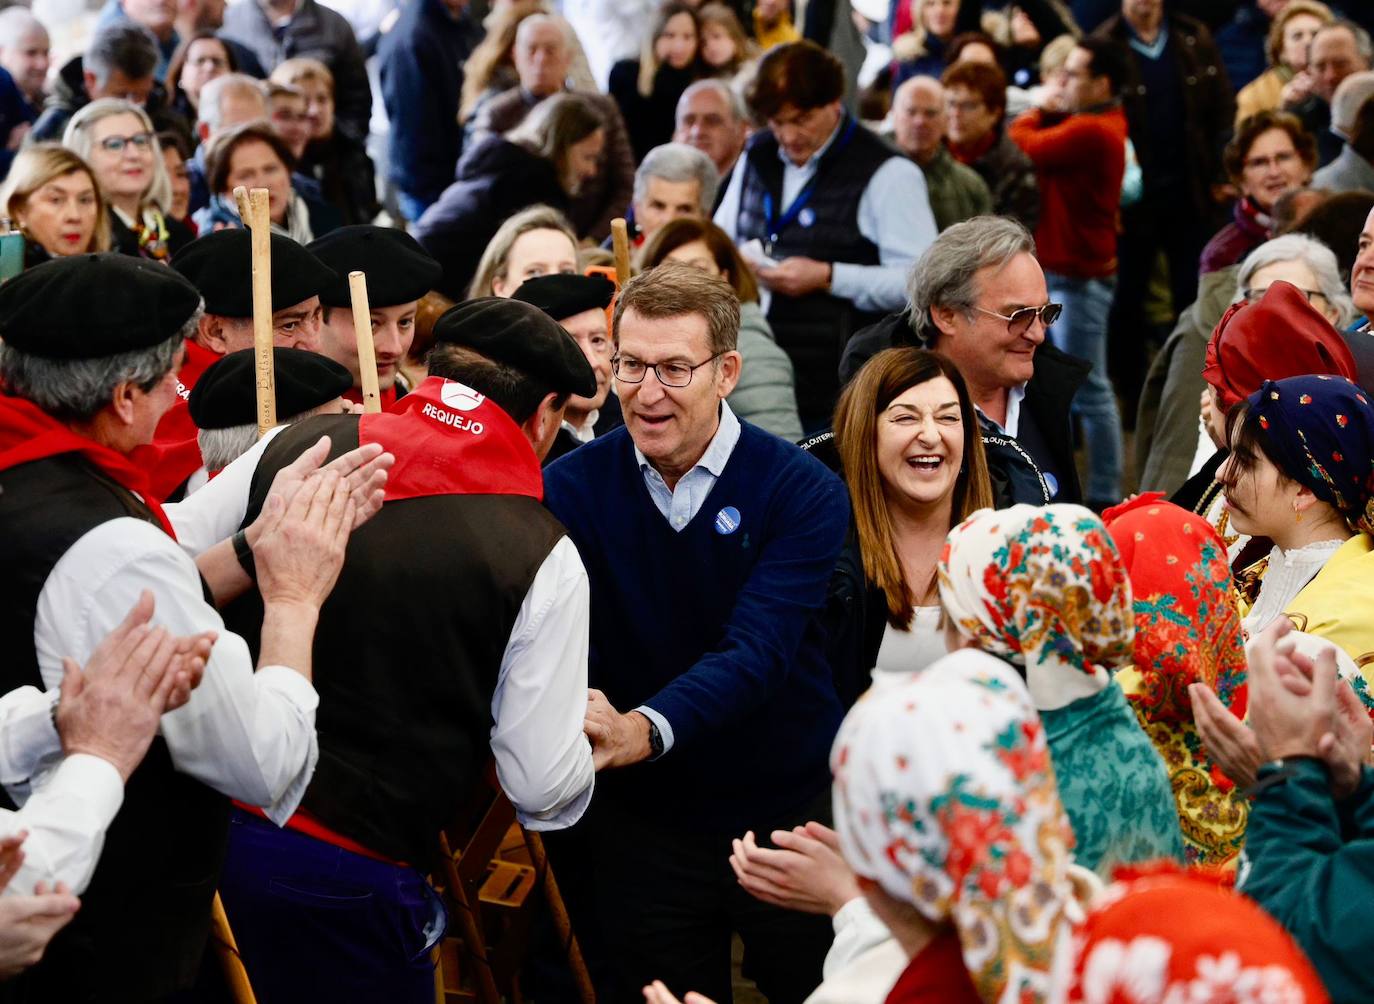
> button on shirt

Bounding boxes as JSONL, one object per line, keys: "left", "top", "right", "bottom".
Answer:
{"left": 631, "top": 401, "right": 743, "bottom": 751}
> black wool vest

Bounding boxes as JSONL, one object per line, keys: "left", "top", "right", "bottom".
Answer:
{"left": 736, "top": 115, "right": 899, "bottom": 423}
{"left": 0, "top": 454, "right": 230, "bottom": 1004}
{"left": 222, "top": 413, "right": 568, "bottom": 868}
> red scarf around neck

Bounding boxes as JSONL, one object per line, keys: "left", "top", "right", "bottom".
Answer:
{"left": 358, "top": 376, "right": 543, "bottom": 502}
{"left": 129, "top": 338, "right": 221, "bottom": 501}
{"left": 0, "top": 395, "right": 176, "bottom": 537}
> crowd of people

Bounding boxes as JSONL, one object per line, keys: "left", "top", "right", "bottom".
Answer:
{"left": 0, "top": 0, "right": 1373, "bottom": 1001}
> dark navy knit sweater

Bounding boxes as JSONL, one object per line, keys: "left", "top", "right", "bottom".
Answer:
{"left": 544, "top": 422, "right": 850, "bottom": 832}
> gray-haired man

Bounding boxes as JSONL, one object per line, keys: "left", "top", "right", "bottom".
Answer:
{"left": 631, "top": 141, "right": 718, "bottom": 243}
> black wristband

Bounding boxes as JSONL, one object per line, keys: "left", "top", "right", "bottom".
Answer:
{"left": 232, "top": 528, "right": 256, "bottom": 582}
{"left": 1245, "top": 756, "right": 1324, "bottom": 798}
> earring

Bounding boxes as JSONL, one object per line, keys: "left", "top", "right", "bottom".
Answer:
{"left": 1293, "top": 500, "right": 1303, "bottom": 523}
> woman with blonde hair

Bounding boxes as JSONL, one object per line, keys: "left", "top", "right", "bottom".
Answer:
{"left": 62, "top": 98, "right": 192, "bottom": 261}
{"left": 0, "top": 143, "right": 111, "bottom": 266}
{"left": 609, "top": 0, "right": 705, "bottom": 159}
{"left": 416, "top": 94, "right": 604, "bottom": 298}
{"left": 825, "top": 348, "right": 993, "bottom": 704}
{"left": 467, "top": 204, "right": 580, "bottom": 299}
{"left": 697, "top": 3, "right": 755, "bottom": 80}
{"left": 1235, "top": 0, "right": 1334, "bottom": 127}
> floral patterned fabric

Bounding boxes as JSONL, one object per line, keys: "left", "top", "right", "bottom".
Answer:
{"left": 1102, "top": 495, "right": 1250, "bottom": 869}
{"left": 831, "top": 648, "right": 1077, "bottom": 1004}
{"left": 1067, "top": 866, "right": 1330, "bottom": 1004}
{"left": 939, "top": 505, "right": 1184, "bottom": 874}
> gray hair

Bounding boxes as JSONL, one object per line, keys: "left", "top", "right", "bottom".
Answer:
{"left": 675, "top": 78, "right": 747, "bottom": 127}
{"left": 515, "top": 13, "right": 569, "bottom": 51}
{"left": 196, "top": 400, "right": 334, "bottom": 470}
{"left": 634, "top": 143, "right": 719, "bottom": 214}
{"left": 907, "top": 215, "right": 1036, "bottom": 343}
{"left": 64, "top": 97, "right": 173, "bottom": 214}
{"left": 84, "top": 23, "right": 158, "bottom": 88}
{"left": 1331, "top": 70, "right": 1374, "bottom": 137}
{"left": 1235, "top": 233, "right": 1356, "bottom": 329}
{"left": 0, "top": 9, "right": 47, "bottom": 52}
{"left": 198, "top": 73, "right": 267, "bottom": 133}
{"left": 0, "top": 311, "right": 199, "bottom": 422}
{"left": 1316, "top": 20, "right": 1374, "bottom": 66}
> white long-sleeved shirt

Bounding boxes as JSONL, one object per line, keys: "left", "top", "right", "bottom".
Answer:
{"left": 167, "top": 429, "right": 595, "bottom": 830}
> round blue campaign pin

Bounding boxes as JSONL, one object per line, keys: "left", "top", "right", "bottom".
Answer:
{"left": 798, "top": 208, "right": 816, "bottom": 228}
{"left": 714, "top": 506, "right": 741, "bottom": 535}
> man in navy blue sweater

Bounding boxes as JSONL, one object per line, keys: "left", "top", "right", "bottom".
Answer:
{"left": 543, "top": 262, "right": 851, "bottom": 1003}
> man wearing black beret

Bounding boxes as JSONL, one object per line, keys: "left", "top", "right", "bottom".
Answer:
{"left": 189, "top": 348, "right": 355, "bottom": 474}
{"left": 308, "top": 224, "right": 444, "bottom": 408}
{"left": 130, "top": 228, "right": 338, "bottom": 501}
{"left": 213, "top": 297, "right": 598, "bottom": 1002}
{"left": 513, "top": 271, "right": 625, "bottom": 465}
{"left": 0, "top": 253, "right": 390, "bottom": 1000}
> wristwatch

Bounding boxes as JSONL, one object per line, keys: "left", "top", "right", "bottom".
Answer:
{"left": 645, "top": 717, "right": 664, "bottom": 760}
{"left": 231, "top": 528, "right": 257, "bottom": 581}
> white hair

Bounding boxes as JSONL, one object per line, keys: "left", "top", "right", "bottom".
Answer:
{"left": 0, "top": 8, "right": 47, "bottom": 51}
{"left": 634, "top": 143, "right": 719, "bottom": 213}
{"left": 1235, "top": 233, "right": 1357, "bottom": 329}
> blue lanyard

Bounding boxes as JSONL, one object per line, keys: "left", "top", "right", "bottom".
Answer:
{"left": 761, "top": 115, "right": 859, "bottom": 243}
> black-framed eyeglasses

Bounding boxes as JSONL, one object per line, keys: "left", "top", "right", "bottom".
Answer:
{"left": 1243, "top": 286, "right": 1326, "bottom": 305}
{"left": 974, "top": 303, "right": 1062, "bottom": 337}
{"left": 98, "top": 131, "right": 154, "bottom": 154}
{"left": 612, "top": 352, "right": 723, "bottom": 388}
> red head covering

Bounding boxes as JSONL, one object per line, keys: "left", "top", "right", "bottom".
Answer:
{"left": 1068, "top": 865, "right": 1330, "bottom": 1004}
{"left": 1202, "top": 280, "right": 1357, "bottom": 412}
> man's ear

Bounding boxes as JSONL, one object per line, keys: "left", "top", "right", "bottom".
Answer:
{"left": 82, "top": 70, "right": 101, "bottom": 101}
{"left": 929, "top": 304, "right": 962, "bottom": 341}
{"left": 715, "top": 350, "right": 742, "bottom": 399}
{"left": 109, "top": 379, "right": 138, "bottom": 427}
{"left": 521, "top": 391, "right": 567, "bottom": 461}
{"left": 197, "top": 314, "right": 229, "bottom": 354}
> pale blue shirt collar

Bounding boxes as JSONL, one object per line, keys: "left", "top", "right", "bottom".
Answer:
{"left": 634, "top": 401, "right": 742, "bottom": 532}
{"left": 634, "top": 400, "right": 740, "bottom": 481}
{"left": 774, "top": 114, "right": 845, "bottom": 174}
{"left": 1126, "top": 21, "right": 1168, "bottom": 60}
{"left": 977, "top": 383, "right": 1026, "bottom": 438}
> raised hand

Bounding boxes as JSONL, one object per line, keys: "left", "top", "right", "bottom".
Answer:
{"left": 1190, "top": 681, "right": 1264, "bottom": 790}
{"left": 253, "top": 470, "right": 356, "bottom": 611}
{"left": 728, "top": 822, "right": 860, "bottom": 916}
{"left": 251, "top": 437, "right": 392, "bottom": 544}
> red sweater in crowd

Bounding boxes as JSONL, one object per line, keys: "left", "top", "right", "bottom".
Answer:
{"left": 1009, "top": 104, "right": 1128, "bottom": 280}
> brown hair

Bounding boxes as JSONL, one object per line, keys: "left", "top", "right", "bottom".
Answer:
{"left": 166, "top": 29, "right": 235, "bottom": 99}
{"left": 270, "top": 56, "right": 333, "bottom": 94}
{"left": 1266, "top": 0, "right": 1333, "bottom": 68}
{"left": 467, "top": 203, "right": 578, "bottom": 298}
{"left": 637, "top": 1, "right": 702, "bottom": 97}
{"left": 746, "top": 40, "right": 845, "bottom": 120}
{"left": 0, "top": 143, "right": 112, "bottom": 253}
{"left": 612, "top": 259, "right": 740, "bottom": 355}
{"left": 638, "top": 217, "right": 760, "bottom": 304}
{"left": 697, "top": 3, "right": 754, "bottom": 77}
{"left": 941, "top": 60, "right": 1007, "bottom": 120}
{"left": 1223, "top": 109, "right": 1317, "bottom": 184}
{"left": 203, "top": 120, "right": 296, "bottom": 194}
{"left": 833, "top": 348, "right": 993, "bottom": 627}
{"left": 504, "top": 91, "right": 604, "bottom": 194}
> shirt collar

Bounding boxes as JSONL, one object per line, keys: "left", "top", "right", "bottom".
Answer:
{"left": 634, "top": 400, "right": 741, "bottom": 479}
{"left": 563, "top": 409, "right": 599, "bottom": 444}
{"left": 774, "top": 114, "right": 845, "bottom": 173}
{"left": 1126, "top": 21, "right": 1168, "bottom": 60}
{"left": 975, "top": 383, "right": 1027, "bottom": 436}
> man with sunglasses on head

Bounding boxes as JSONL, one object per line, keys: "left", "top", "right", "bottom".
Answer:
{"left": 841, "top": 215, "right": 1090, "bottom": 506}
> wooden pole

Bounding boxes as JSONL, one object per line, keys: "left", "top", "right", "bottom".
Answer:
{"left": 610, "top": 218, "right": 631, "bottom": 290}
{"left": 210, "top": 892, "right": 258, "bottom": 1004}
{"left": 233, "top": 186, "right": 276, "bottom": 437}
{"left": 348, "top": 270, "right": 382, "bottom": 414}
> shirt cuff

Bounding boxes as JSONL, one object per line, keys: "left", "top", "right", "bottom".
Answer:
{"left": 829, "top": 262, "right": 863, "bottom": 303}
{"left": 254, "top": 665, "right": 320, "bottom": 711}
{"left": 0, "top": 687, "right": 62, "bottom": 787}
{"left": 831, "top": 895, "right": 871, "bottom": 934}
{"left": 48, "top": 753, "right": 124, "bottom": 823}
{"left": 634, "top": 705, "right": 674, "bottom": 757}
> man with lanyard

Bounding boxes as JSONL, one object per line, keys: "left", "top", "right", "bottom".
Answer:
{"left": 130, "top": 227, "right": 337, "bottom": 501}
{"left": 0, "top": 253, "right": 385, "bottom": 1000}
{"left": 212, "top": 297, "right": 599, "bottom": 1000}
{"left": 714, "top": 40, "right": 936, "bottom": 428}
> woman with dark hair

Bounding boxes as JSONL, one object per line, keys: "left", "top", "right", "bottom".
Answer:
{"left": 639, "top": 217, "right": 802, "bottom": 439}
{"left": 608, "top": 1, "right": 705, "bottom": 160}
{"left": 194, "top": 121, "right": 338, "bottom": 241}
{"left": 158, "top": 130, "right": 193, "bottom": 232}
{"left": 823, "top": 348, "right": 994, "bottom": 705}
{"left": 1201, "top": 110, "right": 1318, "bottom": 275}
{"left": 416, "top": 93, "right": 605, "bottom": 299}
{"left": 165, "top": 31, "right": 236, "bottom": 124}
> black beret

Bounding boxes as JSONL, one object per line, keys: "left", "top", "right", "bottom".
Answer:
{"left": 0, "top": 253, "right": 201, "bottom": 359}
{"left": 172, "top": 229, "right": 336, "bottom": 317}
{"left": 188, "top": 347, "right": 353, "bottom": 429}
{"left": 512, "top": 273, "right": 615, "bottom": 322}
{"left": 308, "top": 225, "right": 443, "bottom": 308}
{"left": 432, "top": 297, "right": 597, "bottom": 398}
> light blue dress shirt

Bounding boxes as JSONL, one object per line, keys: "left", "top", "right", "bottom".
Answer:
{"left": 628, "top": 401, "right": 743, "bottom": 752}
{"left": 714, "top": 119, "right": 938, "bottom": 314}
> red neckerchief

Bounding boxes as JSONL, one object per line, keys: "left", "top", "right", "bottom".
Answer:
{"left": 883, "top": 930, "right": 982, "bottom": 1004}
{"left": 947, "top": 131, "right": 997, "bottom": 167}
{"left": 358, "top": 376, "right": 542, "bottom": 502}
{"left": 0, "top": 394, "right": 176, "bottom": 537}
{"left": 129, "top": 338, "right": 221, "bottom": 501}
{"left": 343, "top": 384, "right": 398, "bottom": 410}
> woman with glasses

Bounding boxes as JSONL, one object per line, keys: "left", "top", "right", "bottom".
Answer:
{"left": 165, "top": 31, "right": 236, "bottom": 124}
{"left": 1200, "top": 111, "right": 1317, "bottom": 276}
{"left": 0, "top": 143, "right": 111, "bottom": 266}
{"left": 62, "top": 98, "right": 193, "bottom": 262}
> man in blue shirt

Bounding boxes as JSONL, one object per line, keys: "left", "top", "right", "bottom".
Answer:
{"left": 543, "top": 262, "right": 850, "bottom": 1003}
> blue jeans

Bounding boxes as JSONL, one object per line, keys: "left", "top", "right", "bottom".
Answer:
{"left": 218, "top": 809, "right": 446, "bottom": 1004}
{"left": 1045, "top": 272, "right": 1123, "bottom": 503}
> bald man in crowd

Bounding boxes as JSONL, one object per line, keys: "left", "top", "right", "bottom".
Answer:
{"left": 890, "top": 75, "right": 992, "bottom": 232}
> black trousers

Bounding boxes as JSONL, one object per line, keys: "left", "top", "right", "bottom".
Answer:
{"left": 542, "top": 793, "right": 834, "bottom": 1004}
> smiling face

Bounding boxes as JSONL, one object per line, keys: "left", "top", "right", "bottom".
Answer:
{"left": 320, "top": 301, "right": 416, "bottom": 389}
{"left": 88, "top": 111, "right": 155, "bottom": 204}
{"left": 17, "top": 169, "right": 99, "bottom": 256}
{"left": 1354, "top": 206, "right": 1374, "bottom": 317}
{"left": 931, "top": 252, "right": 1049, "bottom": 395}
{"left": 615, "top": 307, "right": 740, "bottom": 481}
{"left": 491, "top": 227, "right": 578, "bottom": 297}
{"left": 876, "top": 375, "right": 966, "bottom": 511}
{"left": 1238, "top": 127, "right": 1311, "bottom": 212}
{"left": 655, "top": 12, "right": 698, "bottom": 70}
{"left": 0, "top": 26, "right": 49, "bottom": 102}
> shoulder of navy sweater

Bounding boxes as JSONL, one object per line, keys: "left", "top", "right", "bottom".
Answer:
{"left": 543, "top": 421, "right": 849, "bottom": 525}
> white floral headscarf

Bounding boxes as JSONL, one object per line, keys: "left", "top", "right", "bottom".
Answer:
{"left": 831, "top": 648, "right": 1077, "bottom": 1004}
